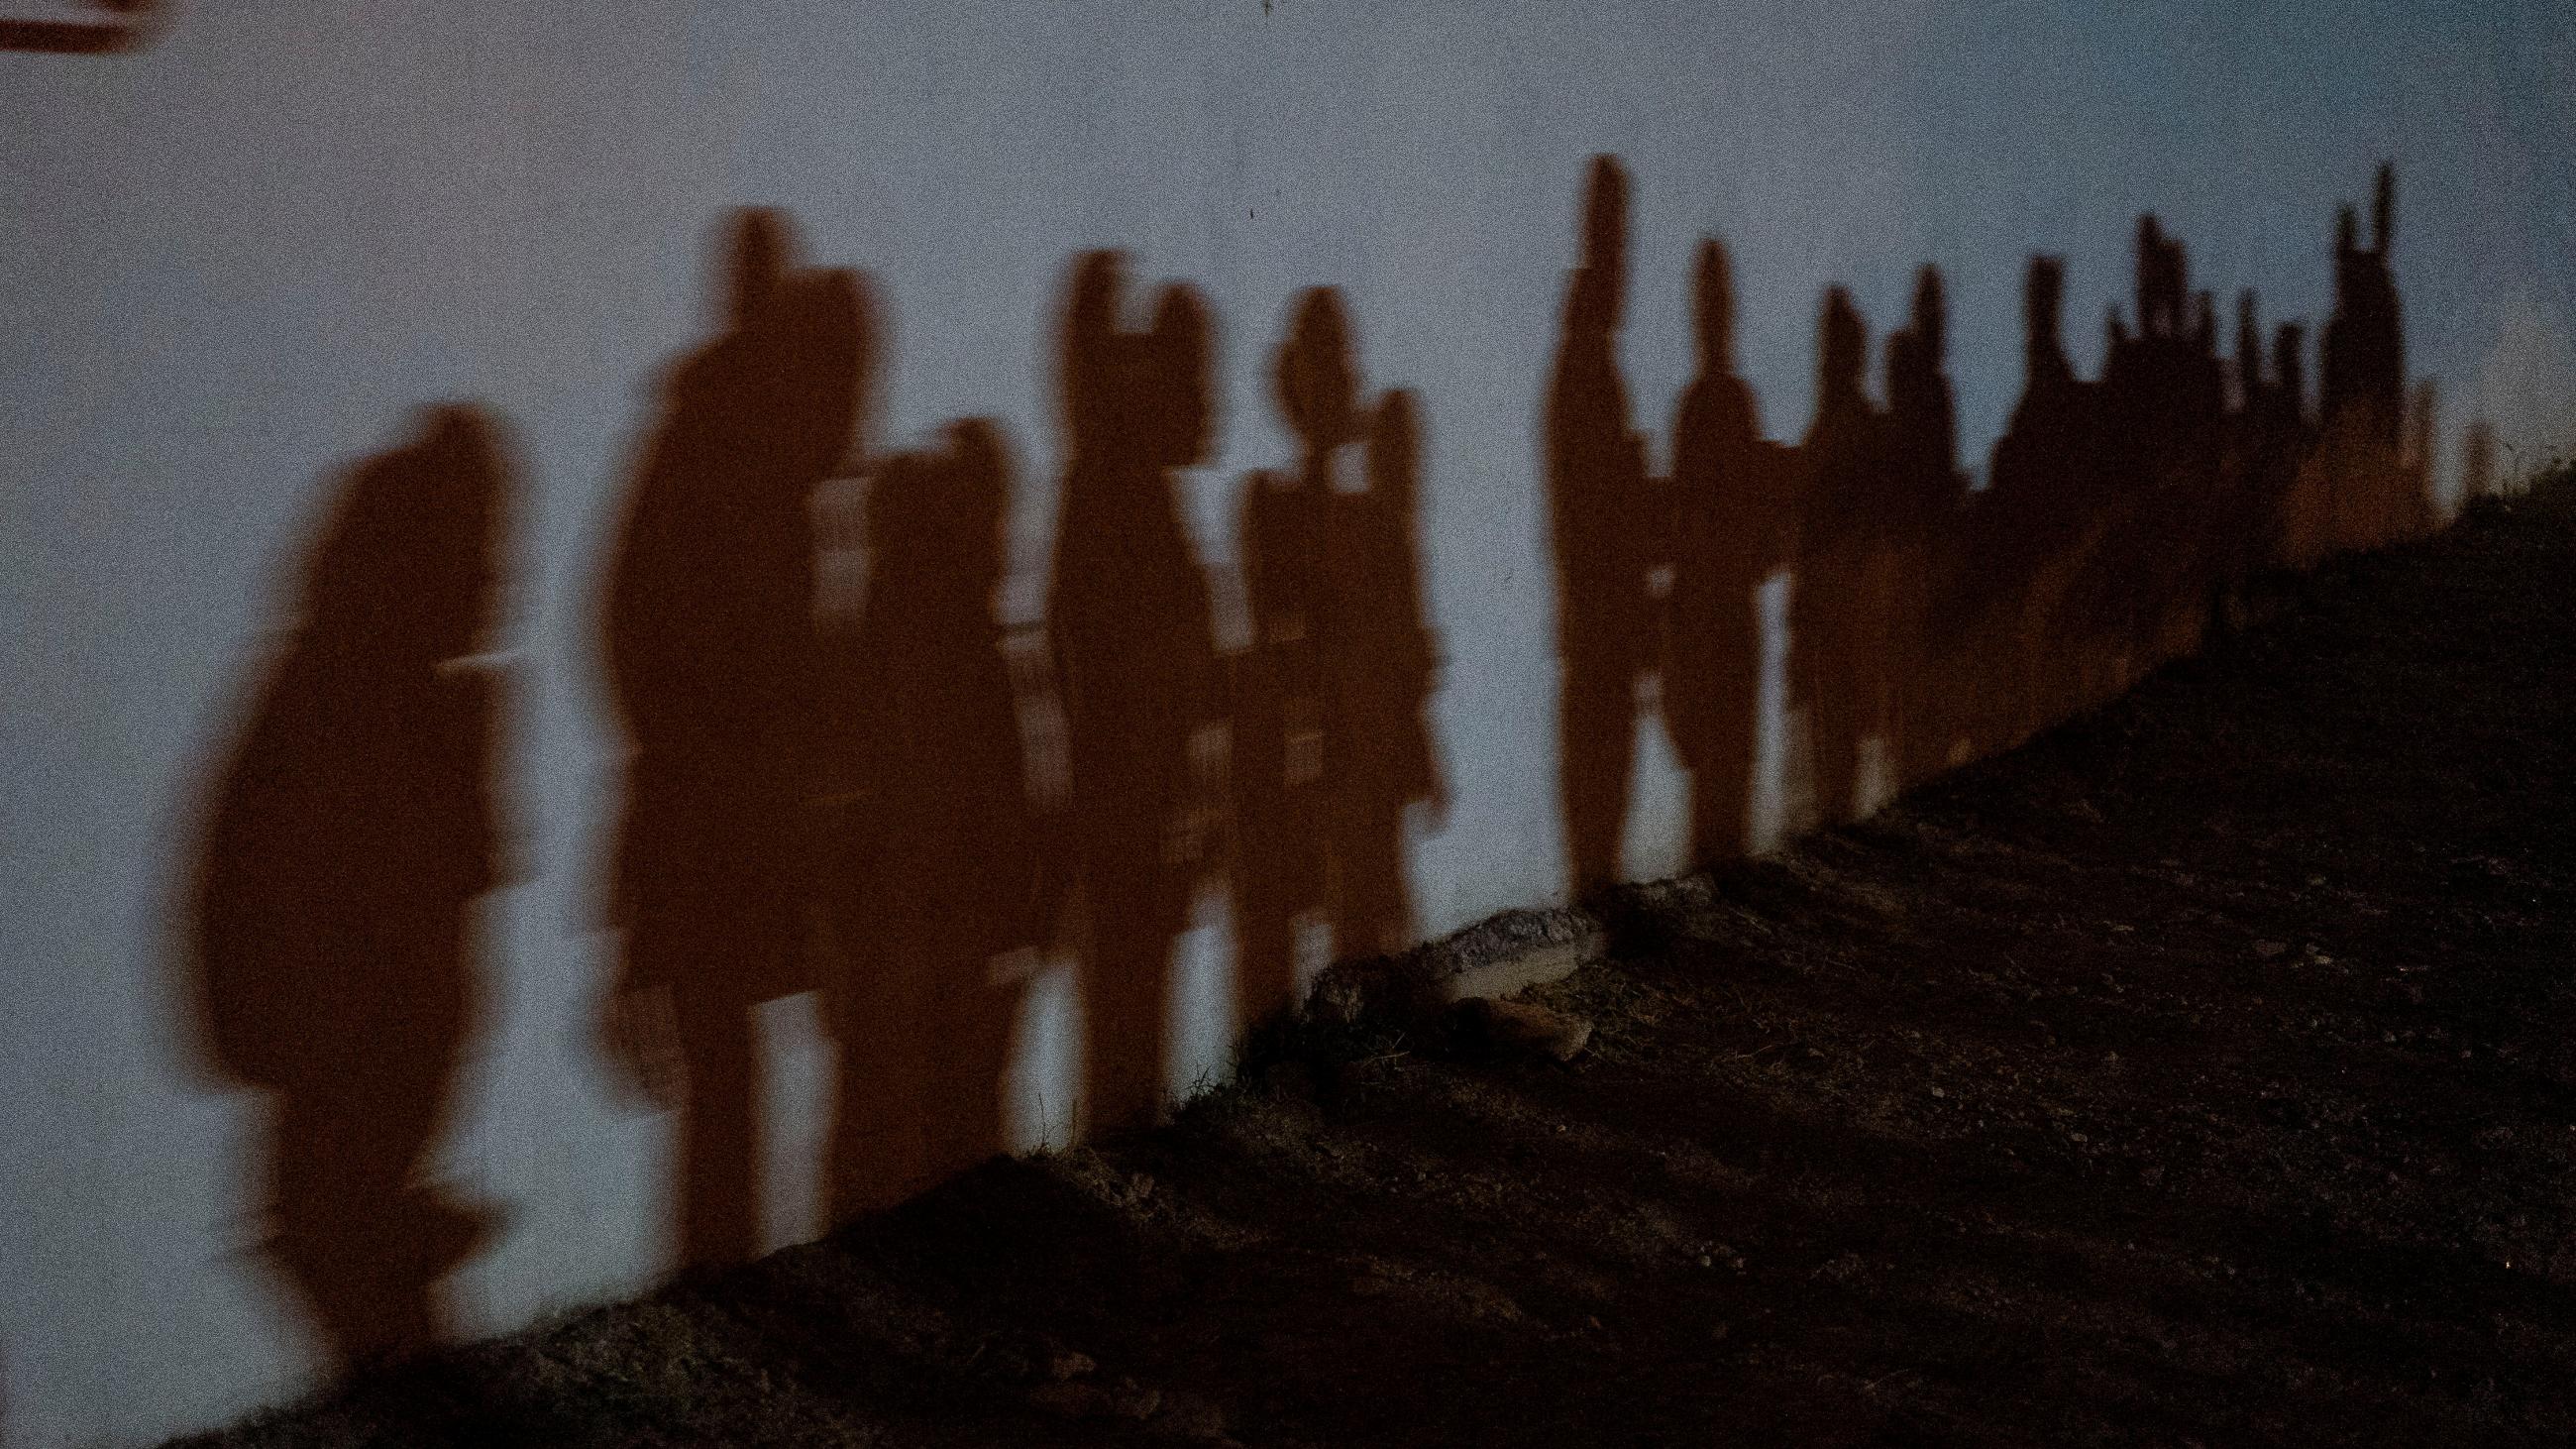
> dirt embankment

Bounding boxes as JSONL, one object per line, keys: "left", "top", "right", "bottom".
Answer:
{"left": 181, "top": 478, "right": 2576, "bottom": 1448}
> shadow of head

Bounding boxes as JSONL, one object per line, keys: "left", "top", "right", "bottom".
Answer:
{"left": 300, "top": 405, "right": 512, "bottom": 667}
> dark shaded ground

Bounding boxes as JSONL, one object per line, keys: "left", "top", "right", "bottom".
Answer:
{"left": 183, "top": 477, "right": 2576, "bottom": 1448}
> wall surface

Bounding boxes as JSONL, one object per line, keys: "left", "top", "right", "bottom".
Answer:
{"left": 4, "top": 3, "right": 2573, "bottom": 1444}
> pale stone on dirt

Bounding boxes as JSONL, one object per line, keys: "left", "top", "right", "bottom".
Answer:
{"left": 1438, "top": 939, "right": 1596, "bottom": 1004}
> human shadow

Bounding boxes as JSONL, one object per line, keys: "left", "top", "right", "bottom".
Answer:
{"left": 2214, "top": 292, "right": 2314, "bottom": 604}
{"left": 1230, "top": 292, "right": 1344, "bottom": 1035}
{"left": 2277, "top": 167, "right": 2414, "bottom": 566}
{"left": 2214, "top": 292, "right": 2274, "bottom": 600}
{"left": 1047, "top": 252, "right": 1227, "bottom": 1132}
{"left": 1327, "top": 385, "right": 1447, "bottom": 959}
{"left": 2319, "top": 165, "right": 2415, "bottom": 548}
{"left": 1968, "top": 254, "right": 2101, "bottom": 753}
{"left": 1232, "top": 289, "right": 1447, "bottom": 1032}
{"left": 594, "top": 208, "right": 873, "bottom": 1270}
{"left": 1791, "top": 285, "right": 1893, "bottom": 827}
{"left": 1664, "top": 237, "right": 1792, "bottom": 867}
{"left": 2266, "top": 319, "right": 2318, "bottom": 526}
{"left": 821, "top": 419, "right": 1052, "bottom": 1220}
{"left": 1880, "top": 266, "right": 1972, "bottom": 786}
{"left": 1544, "top": 156, "right": 1659, "bottom": 896}
{"left": 180, "top": 403, "right": 516, "bottom": 1373}
{"left": 2034, "top": 215, "right": 2220, "bottom": 708}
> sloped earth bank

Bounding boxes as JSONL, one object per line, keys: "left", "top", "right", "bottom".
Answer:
{"left": 183, "top": 480, "right": 2576, "bottom": 1449}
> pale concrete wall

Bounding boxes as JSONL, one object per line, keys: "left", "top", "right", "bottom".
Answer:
{"left": 3, "top": 3, "right": 2569, "bottom": 1443}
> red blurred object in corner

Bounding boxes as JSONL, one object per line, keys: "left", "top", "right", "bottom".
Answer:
{"left": 1, "top": 0, "right": 168, "bottom": 55}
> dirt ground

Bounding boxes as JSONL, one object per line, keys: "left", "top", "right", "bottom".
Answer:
{"left": 182, "top": 476, "right": 2576, "bottom": 1448}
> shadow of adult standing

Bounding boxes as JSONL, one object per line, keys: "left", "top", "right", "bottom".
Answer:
{"left": 2071, "top": 218, "right": 2229, "bottom": 694}
{"left": 596, "top": 209, "right": 872, "bottom": 1271}
{"left": 1882, "top": 266, "right": 1973, "bottom": 786}
{"left": 1545, "top": 156, "right": 1658, "bottom": 897}
{"left": 1792, "top": 286, "right": 1893, "bottom": 826}
{"left": 1973, "top": 255, "right": 2102, "bottom": 750}
{"left": 1327, "top": 386, "right": 1447, "bottom": 959}
{"left": 2319, "top": 165, "right": 2416, "bottom": 549}
{"left": 823, "top": 420, "right": 1049, "bottom": 1219}
{"left": 1232, "top": 290, "right": 1448, "bottom": 1025}
{"left": 1665, "top": 237, "right": 1789, "bottom": 867}
{"left": 2215, "top": 292, "right": 2306, "bottom": 607}
{"left": 181, "top": 404, "right": 516, "bottom": 1374}
{"left": 2055, "top": 218, "right": 2179, "bottom": 709}
{"left": 1230, "top": 290, "right": 1346, "bottom": 1035}
{"left": 1047, "top": 253, "right": 1226, "bottom": 1132}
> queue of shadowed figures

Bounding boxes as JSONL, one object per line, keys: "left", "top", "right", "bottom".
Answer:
{"left": 178, "top": 155, "right": 2432, "bottom": 1378}
{"left": 587, "top": 219, "right": 1447, "bottom": 1275}
{"left": 1553, "top": 155, "right": 2430, "bottom": 893}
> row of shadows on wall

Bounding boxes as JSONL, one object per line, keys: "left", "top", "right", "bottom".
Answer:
{"left": 175, "top": 155, "right": 2430, "bottom": 1381}
{"left": 1555, "top": 155, "right": 2430, "bottom": 894}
